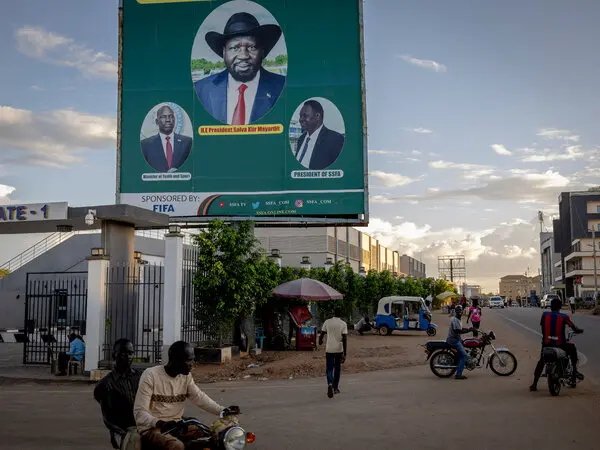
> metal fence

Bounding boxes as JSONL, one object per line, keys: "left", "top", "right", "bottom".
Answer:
{"left": 181, "top": 244, "right": 233, "bottom": 347}
{"left": 23, "top": 272, "right": 88, "bottom": 365}
{"left": 103, "top": 264, "right": 163, "bottom": 366}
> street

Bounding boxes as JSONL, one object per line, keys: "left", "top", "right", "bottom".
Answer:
{"left": 491, "top": 306, "right": 600, "bottom": 383}
{"left": 0, "top": 309, "right": 599, "bottom": 450}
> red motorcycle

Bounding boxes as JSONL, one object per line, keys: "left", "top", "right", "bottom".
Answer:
{"left": 424, "top": 329, "right": 518, "bottom": 378}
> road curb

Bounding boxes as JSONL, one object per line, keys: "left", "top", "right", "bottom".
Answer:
{"left": 0, "top": 375, "right": 96, "bottom": 386}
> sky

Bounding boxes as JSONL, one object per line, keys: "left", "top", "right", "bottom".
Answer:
{"left": 2, "top": 0, "right": 600, "bottom": 292}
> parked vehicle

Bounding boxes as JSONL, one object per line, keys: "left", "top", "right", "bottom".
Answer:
{"left": 541, "top": 330, "right": 585, "bottom": 396}
{"left": 375, "top": 296, "right": 438, "bottom": 336}
{"left": 541, "top": 294, "right": 560, "bottom": 309}
{"left": 489, "top": 296, "right": 505, "bottom": 308}
{"left": 424, "top": 329, "right": 517, "bottom": 378}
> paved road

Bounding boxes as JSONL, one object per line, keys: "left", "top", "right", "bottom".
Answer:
{"left": 1, "top": 311, "right": 599, "bottom": 450}
{"left": 488, "top": 306, "right": 600, "bottom": 383}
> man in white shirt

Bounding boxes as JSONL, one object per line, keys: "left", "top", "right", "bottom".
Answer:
{"left": 319, "top": 307, "right": 348, "bottom": 398}
{"left": 133, "top": 341, "right": 240, "bottom": 450}
{"left": 569, "top": 295, "right": 576, "bottom": 314}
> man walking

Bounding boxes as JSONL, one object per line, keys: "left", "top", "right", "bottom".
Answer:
{"left": 319, "top": 307, "right": 348, "bottom": 398}
{"left": 569, "top": 295, "right": 576, "bottom": 314}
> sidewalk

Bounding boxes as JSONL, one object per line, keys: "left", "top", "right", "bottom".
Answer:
{"left": 0, "top": 344, "right": 90, "bottom": 384}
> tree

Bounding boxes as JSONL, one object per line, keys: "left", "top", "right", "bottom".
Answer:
{"left": 193, "top": 220, "right": 279, "bottom": 344}
{"left": 0, "top": 268, "right": 9, "bottom": 279}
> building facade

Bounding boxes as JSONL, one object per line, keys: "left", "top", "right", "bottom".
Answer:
{"left": 253, "top": 227, "right": 402, "bottom": 274}
{"left": 552, "top": 189, "right": 600, "bottom": 299}
{"left": 540, "top": 232, "right": 560, "bottom": 295}
{"left": 499, "top": 275, "right": 541, "bottom": 300}
{"left": 399, "top": 254, "right": 426, "bottom": 278}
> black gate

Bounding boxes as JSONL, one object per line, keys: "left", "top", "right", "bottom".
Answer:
{"left": 23, "top": 272, "right": 88, "bottom": 365}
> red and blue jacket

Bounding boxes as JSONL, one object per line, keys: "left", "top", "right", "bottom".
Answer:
{"left": 540, "top": 311, "right": 575, "bottom": 346}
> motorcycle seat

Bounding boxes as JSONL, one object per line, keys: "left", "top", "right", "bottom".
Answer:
{"left": 425, "top": 341, "right": 451, "bottom": 351}
{"left": 542, "top": 347, "right": 568, "bottom": 362}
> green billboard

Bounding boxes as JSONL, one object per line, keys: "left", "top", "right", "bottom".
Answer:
{"left": 117, "top": 0, "right": 368, "bottom": 223}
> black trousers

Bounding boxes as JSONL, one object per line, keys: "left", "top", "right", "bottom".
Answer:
{"left": 57, "top": 352, "right": 70, "bottom": 374}
{"left": 533, "top": 343, "right": 578, "bottom": 383}
{"left": 326, "top": 353, "right": 343, "bottom": 389}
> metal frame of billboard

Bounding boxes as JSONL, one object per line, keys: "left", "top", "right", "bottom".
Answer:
{"left": 114, "top": 0, "right": 369, "bottom": 226}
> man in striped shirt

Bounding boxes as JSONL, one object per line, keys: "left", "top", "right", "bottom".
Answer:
{"left": 530, "top": 298, "right": 584, "bottom": 391}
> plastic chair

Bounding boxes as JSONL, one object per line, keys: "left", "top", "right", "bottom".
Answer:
{"left": 255, "top": 328, "right": 265, "bottom": 350}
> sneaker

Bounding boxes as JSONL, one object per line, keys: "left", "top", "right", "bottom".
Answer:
{"left": 334, "top": 388, "right": 340, "bottom": 395}
{"left": 529, "top": 385, "right": 537, "bottom": 392}
{"left": 327, "top": 384, "right": 334, "bottom": 398}
{"left": 455, "top": 375, "right": 468, "bottom": 380}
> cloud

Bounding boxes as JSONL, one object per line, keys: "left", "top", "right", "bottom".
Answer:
{"left": 370, "top": 195, "right": 395, "bottom": 204}
{"left": 399, "top": 55, "right": 447, "bottom": 72}
{"left": 537, "top": 128, "right": 579, "bottom": 142}
{"left": 360, "top": 216, "right": 540, "bottom": 291}
{"left": 407, "top": 127, "right": 433, "bottom": 134}
{"left": 369, "top": 149, "right": 404, "bottom": 155}
{"left": 369, "top": 170, "right": 418, "bottom": 187}
{"left": 0, "top": 105, "right": 116, "bottom": 168}
{"left": 492, "top": 144, "right": 512, "bottom": 156}
{"left": 521, "top": 145, "right": 584, "bottom": 162}
{"left": 428, "top": 160, "right": 495, "bottom": 179}
{"left": 15, "top": 26, "right": 117, "bottom": 80}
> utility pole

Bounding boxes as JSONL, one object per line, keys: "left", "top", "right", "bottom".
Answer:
{"left": 593, "top": 228, "right": 599, "bottom": 303}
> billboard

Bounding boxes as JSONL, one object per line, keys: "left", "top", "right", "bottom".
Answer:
{"left": 117, "top": 0, "right": 368, "bottom": 223}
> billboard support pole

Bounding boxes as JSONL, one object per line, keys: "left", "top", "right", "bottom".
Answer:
{"left": 358, "top": 0, "right": 369, "bottom": 225}
{"left": 115, "top": 0, "right": 124, "bottom": 204}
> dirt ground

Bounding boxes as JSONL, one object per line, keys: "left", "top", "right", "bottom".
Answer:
{"left": 192, "top": 312, "right": 450, "bottom": 383}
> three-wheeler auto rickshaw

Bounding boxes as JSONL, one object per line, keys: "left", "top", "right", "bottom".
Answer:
{"left": 375, "top": 296, "right": 437, "bottom": 336}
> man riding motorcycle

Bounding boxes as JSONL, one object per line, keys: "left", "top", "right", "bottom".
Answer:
{"left": 446, "top": 305, "right": 474, "bottom": 380}
{"left": 529, "top": 298, "right": 584, "bottom": 391}
{"left": 133, "top": 340, "right": 240, "bottom": 450}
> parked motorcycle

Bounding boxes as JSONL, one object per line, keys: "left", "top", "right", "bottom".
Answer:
{"left": 103, "top": 416, "right": 255, "bottom": 450}
{"left": 541, "top": 329, "right": 585, "bottom": 396}
{"left": 424, "top": 329, "right": 517, "bottom": 378}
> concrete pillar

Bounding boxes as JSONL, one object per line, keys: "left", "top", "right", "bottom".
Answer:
{"left": 102, "top": 220, "right": 135, "bottom": 266}
{"left": 85, "top": 255, "right": 109, "bottom": 372}
{"left": 162, "top": 227, "right": 184, "bottom": 361}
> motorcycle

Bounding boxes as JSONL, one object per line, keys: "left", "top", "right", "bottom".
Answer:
{"left": 103, "top": 415, "right": 255, "bottom": 450}
{"left": 541, "top": 329, "right": 585, "bottom": 396}
{"left": 423, "top": 329, "right": 518, "bottom": 378}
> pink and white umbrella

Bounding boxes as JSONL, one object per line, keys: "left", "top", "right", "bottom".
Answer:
{"left": 272, "top": 278, "right": 343, "bottom": 301}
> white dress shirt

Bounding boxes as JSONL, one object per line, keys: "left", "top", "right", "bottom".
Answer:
{"left": 297, "top": 124, "right": 323, "bottom": 168}
{"left": 159, "top": 132, "right": 175, "bottom": 162}
{"left": 227, "top": 70, "right": 261, "bottom": 125}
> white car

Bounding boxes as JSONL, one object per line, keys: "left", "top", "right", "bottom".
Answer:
{"left": 489, "top": 296, "right": 505, "bottom": 308}
{"left": 541, "top": 294, "right": 560, "bottom": 309}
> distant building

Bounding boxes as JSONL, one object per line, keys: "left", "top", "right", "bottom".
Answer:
{"left": 499, "top": 275, "right": 541, "bottom": 300}
{"left": 399, "top": 254, "right": 426, "bottom": 278}
{"left": 540, "top": 232, "right": 560, "bottom": 295}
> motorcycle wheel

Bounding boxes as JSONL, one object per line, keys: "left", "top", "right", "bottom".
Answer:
{"left": 489, "top": 350, "right": 518, "bottom": 376}
{"left": 548, "top": 373, "right": 562, "bottom": 396}
{"left": 429, "top": 350, "right": 457, "bottom": 378}
{"left": 426, "top": 326, "right": 437, "bottom": 336}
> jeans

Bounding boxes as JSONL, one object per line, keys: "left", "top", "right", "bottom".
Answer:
{"left": 326, "top": 353, "right": 343, "bottom": 389}
{"left": 450, "top": 341, "right": 467, "bottom": 377}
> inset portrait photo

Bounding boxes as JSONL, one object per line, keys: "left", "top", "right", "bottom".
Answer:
{"left": 289, "top": 98, "right": 345, "bottom": 170}
{"left": 140, "top": 103, "right": 193, "bottom": 173}
{"left": 191, "top": 0, "right": 288, "bottom": 125}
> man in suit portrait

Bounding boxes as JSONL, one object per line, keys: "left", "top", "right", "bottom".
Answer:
{"left": 140, "top": 105, "right": 192, "bottom": 173}
{"left": 294, "top": 100, "right": 345, "bottom": 170}
{"left": 194, "top": 12, "right": 286, "bottom": 125}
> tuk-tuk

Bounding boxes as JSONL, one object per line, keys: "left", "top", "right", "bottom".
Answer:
{"left": 375, "top": 296, "right": 437, "bottom": 336}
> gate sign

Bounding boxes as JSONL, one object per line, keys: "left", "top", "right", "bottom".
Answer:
{"left": 0, "top": 202, "right": 68, "bottom": 222}
{"left": 117, "top": 0, "right": 368, "bottom": 222}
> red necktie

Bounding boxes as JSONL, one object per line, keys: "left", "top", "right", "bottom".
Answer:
{"left": 165, "top": 136, "right": 173, "bottom": 169}
{"left": 232, "top": 84, "right": 248, "bottom": 125}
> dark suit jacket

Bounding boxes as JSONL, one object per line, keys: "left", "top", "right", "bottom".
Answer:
{"left": 194, "top": 67, "right": 285, "bottom": 124}
{"left": 140, "top": 133, "right": 192, "bottom": 172}
{"left": 295, "top": 126, "right": 345, "bottom": 170}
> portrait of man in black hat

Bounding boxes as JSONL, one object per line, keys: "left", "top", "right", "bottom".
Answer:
{"left": 193, "top": 11, "right": 286, "bottom": 125}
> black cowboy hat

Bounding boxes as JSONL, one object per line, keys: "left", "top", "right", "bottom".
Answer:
{"left": 205, "top": 12, "right": 282, "bottom": 58}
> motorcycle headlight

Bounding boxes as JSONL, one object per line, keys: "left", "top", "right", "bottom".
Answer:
{"left": 224, "top": 426, "right": 247, "bottom": 450}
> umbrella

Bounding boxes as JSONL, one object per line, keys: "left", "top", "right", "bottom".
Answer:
{"left": 272, "top": 278, "right": 343, "bottom": 301}
{"left": 436, "top": 291, "right": 458, "bottom": 301}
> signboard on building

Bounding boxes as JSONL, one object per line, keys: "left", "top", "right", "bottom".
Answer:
{"left": 0, "top": 202, "right": 68, "bottom": 223}
{"left": 117, "top": 0, "right": 368, "bottom": 223}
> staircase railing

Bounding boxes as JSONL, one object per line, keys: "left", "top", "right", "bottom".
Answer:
{"left": 0, "top": 228, "right": 199, "bottom": 274}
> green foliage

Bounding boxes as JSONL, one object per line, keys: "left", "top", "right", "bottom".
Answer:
{"left": 193, "top": 220, "right": 280, "bottom": 341}
{"left": 191, "top": 54, "right": 288, "bottom": 74}
{"left": 0, "top": 268, "right": 9, "bottom": 279}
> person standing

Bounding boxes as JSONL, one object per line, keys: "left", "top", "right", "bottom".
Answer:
{"left": 467, "top": 298, "right": 483, "bottom": 337}
{"left": 569, "top": 295, "right": 576, "bottom": 314}
{"left": 319, "top": 307, "right": 348, "bottom": 398}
